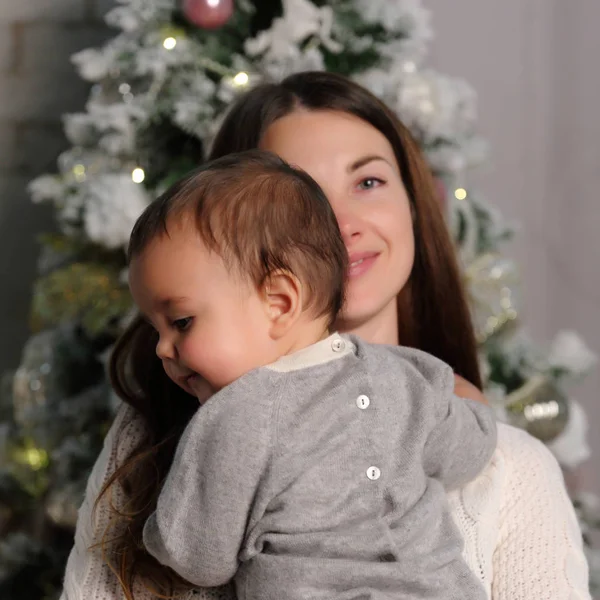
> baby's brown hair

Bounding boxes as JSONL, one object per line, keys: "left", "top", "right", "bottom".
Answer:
{"left": 128, "top": 149, "right": 347, "bottom": 326}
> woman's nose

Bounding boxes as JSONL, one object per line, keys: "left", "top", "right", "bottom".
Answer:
{"left": 335, "top": 207, "right": 362, "bottom": 245}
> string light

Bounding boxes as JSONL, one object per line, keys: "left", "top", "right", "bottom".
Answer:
{"left": 24, "top": 446, "right": 49, "bottom": 470}
{"left": 73, "top": 164, "right": 86, "bottom": 182}
{"left": 132, "top": 168, "right": 145, "bottom": 183}
{"left": 163, "top": 36, "right": 177, "bottom": 50}
{"left": 233, "top": 71, "right": 249, "bottom": 86}
{"left": 454, "top": 187, "right": 467, "bottom": 200}
{"left": 14, "top": 440, "right": 49, "bottom": 471}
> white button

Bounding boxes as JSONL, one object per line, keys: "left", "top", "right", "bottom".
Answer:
{"left": 331, "top": 338, "right": 345, "bottom": 352}
{"left": 356, "top": 394, "right": 370, "bottom": 409}
{"left": 367, "top": 466, "right": 381, "bottom": 481}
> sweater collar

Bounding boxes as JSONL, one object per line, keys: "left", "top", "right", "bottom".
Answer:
{"left": 265, "top": 332, "right": 355, "bottom": 373}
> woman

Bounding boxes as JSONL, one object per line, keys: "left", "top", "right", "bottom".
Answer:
{"left": 60, "top": 72, "right": 590, "bottom": 600}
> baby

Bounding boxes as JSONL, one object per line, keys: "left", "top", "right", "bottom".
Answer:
{"left": 128, "top": 149, "right": 496, "bottom": 600}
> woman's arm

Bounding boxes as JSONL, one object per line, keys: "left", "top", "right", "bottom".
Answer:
{"left": 59, "top": 403, "right": 153, "bottom": 600}
{"left": 492, "top": 425, "right": 591, "bottom": 600}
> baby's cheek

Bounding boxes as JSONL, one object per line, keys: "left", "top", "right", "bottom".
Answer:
{"left": 195, "top": 338, "right": 242, "bottom": 388}
{"left": 182, "top": 337, "right": 212, "bottom": 369}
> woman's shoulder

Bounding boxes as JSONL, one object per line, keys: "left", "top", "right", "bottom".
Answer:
{"left": 495, "top": 421, "right": 563, "bottom": 481}
{"left": 488, "top": 427, "right": 590, "bottom": 599}
{"left": 496, "top": 420, "right": 548, "bottom": 452}
{"left": 469, "top": 422, "right": 564, "bottom": 493}
{"left": 448, "top": 422, "right": 577, "bottom": 597}
{"left": 448, "top": 422, "right": 565, "bottom": 530}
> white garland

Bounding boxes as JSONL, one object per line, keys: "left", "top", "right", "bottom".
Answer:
{"left": 173, "top": 72, "right": 218, "bottom": 138}
{"left": 84, "top": 174, "right": 150, "bottom": 249}
{"left": 547, "top": 399, "right": 591, "bottom": 469}
{"left": 549, "top": 330, "right": 598, "bottom": 378}
{"left": 395, "top": 69, "right": 477, "bottom": 143}
{"left": 104, "top": 0, "right": 175, "bottom": 33}
{"left": 353, "top": 0, "right": 432, "bottom": 65}
{"left": 245, "top": 0, "right": 341, "bottom": 80}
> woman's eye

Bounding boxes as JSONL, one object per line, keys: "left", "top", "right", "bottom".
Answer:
{"left": 357, "top": 177, "right": 384, "bottom": 191}
{"left": 172, "top": 317, "right": 193, "bottom": 332}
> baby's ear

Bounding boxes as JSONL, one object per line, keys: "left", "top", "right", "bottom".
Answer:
{"left": 262, "top": 271, "right": 303, "bottom": 339}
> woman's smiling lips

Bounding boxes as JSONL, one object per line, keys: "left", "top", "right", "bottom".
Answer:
{"left": 347, "top": 251, "right": 379, "bottom": 278}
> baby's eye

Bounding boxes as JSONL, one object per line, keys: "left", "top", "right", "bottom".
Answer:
{"left": 357, "top": 177, "right": 384, "bottom": 191}
{"left": 172, "top": 317, "right": 193, "bottom": 332}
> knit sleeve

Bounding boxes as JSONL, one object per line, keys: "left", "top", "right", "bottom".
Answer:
{"left": 59, "top": 403, "right": 154, "bottom": 600}
{"left": 59, "top": 402, "right": 238, "bottom": 600}
{"left": 492, "top": 426, "right": 591, "bottom": 600}
{"left": 422, "top": 365, "right": 498, "bottom": 490}
{"left": 143, "top": 372, "right": 281, "bottom": 589}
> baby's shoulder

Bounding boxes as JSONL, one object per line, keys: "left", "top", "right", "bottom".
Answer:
{"left": 348, "top": 335, "right": 453, "bottom": 387}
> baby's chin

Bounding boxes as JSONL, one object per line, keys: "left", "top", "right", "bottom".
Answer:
{"left": 187, "top": 374, "right": 215, "bottom": 404}
{"left": 169, "top": 373, "right": 212, "bottom": 403}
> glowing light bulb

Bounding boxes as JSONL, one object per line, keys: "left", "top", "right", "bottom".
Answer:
{"left": 454, "top": 188, "right": 467, "bottom": 200}
{"left": 132, "top": 168, "right": 145, "bottom": 183}
{"left": 25, "top": 447, "right": 48, "bottom": 470}
{"left": 163, "top": 37, "right": 177, "bottom": 50}
{"left": 73, "top": 164, "right": 86, "bottom": 181}
{"left": 233, "top": 71, "right": 249, "bottom": 86}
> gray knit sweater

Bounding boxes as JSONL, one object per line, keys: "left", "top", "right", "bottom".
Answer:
{"left": 143, "top": 333, "right": 496, "bottom": 600}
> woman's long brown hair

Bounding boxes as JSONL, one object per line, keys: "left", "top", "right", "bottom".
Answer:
{"left": 102, "top": 71, "right": 482, "bottom": 598}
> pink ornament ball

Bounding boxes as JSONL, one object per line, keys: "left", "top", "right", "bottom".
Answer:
{"left": 183, "top": 0, "right": 234, "bottom": 30}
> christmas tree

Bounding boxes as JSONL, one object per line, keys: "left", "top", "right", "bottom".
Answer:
{"left": 0, "top": 0, "right": 598, "bottom": 597}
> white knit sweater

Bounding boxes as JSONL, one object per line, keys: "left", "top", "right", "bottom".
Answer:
{"left": 60, "top": 403, "right": 591, "bottom": 600}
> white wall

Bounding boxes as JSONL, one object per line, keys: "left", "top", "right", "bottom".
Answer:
{"left": 426, "top": 0, "right": 600, "bottom": 492}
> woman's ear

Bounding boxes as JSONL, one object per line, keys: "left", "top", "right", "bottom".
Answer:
{"left": 262, "top": 271, "right": 303, "bottom": 339}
